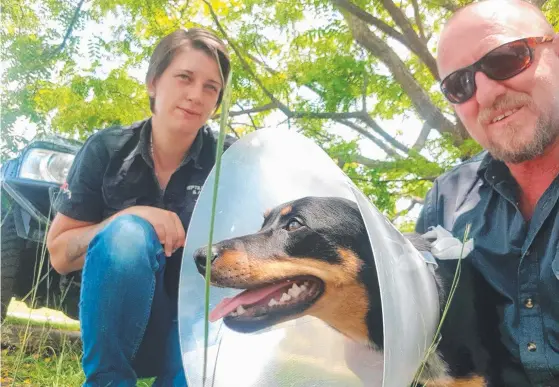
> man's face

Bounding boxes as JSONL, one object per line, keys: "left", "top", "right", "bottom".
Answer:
{"left": 437, "top": 4, "right": 559, "bottom": 164}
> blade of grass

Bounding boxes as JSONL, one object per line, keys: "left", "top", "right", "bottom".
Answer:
{"left": 411, "top": 223, "right": 471, "bottom": 387}
{"left": 201, "top": 43, "right": 233, "bottom": 385}
{"left": 11, "top": 209, "right": 53, "bottom": 384}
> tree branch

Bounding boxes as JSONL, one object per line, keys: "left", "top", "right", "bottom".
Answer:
{"left": 331, "top": 0, "right": 408, "bottom": 47}
{"left": 357, "top": 112, "right": 411, "bottom": 154}
{"left": 243, "top": 44, "right": 429, "bottom": 158}
{"left": 291, "top": 111, "right": 363, "bottom": 119}
{"left": 411, "top": 0, "right": 427, "bottom": 42}
{"left": 335, "top": 118, "right": 401, "bottom": 158}
{"left": 238, "top": 102, "right": 260, "bottom": 131}
{"left": 228, "top": 124, "right": 241, "bottom": 139}
{"left": 332, "top": 0, "right": 439, "bottom": 80}
{"left": 380, "top": 0, "right": 439, "bottom": 80}
{"left": 248, "top": 52, "right": 327, "bottom": 100}
{"left": 342, "top": 12, "right": 461, "bottom": 142}
{"left": 203, "top": 0, "right": 292, "bottom": 116}
{"left": 391, "top": 199, "right": 421, "bottom": 222}
{"left": 412, "top": 121, "right": 432, "bottom": 151}
{"left": 362, "top": 68, "right": 368, "bottom": 112}
{"left": 352, "top": 154, "right": 386, "bottom": 168}
{"left": 51, "top": 0, "right": 87, "bottom": 57}
{"left": 247, "top": 53, "right": 278, "bottom": 76}
{"left": 213, "top": 102, "right": 278, "bottom": 119}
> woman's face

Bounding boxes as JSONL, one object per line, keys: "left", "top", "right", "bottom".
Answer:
{"left": 148, "top": 46, "right": 223, "bottom": 136}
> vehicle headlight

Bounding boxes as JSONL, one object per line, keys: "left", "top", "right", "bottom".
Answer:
{"left": 19, "top": 148, "right": 76, "bottom": 184}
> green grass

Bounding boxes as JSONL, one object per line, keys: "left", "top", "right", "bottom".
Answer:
{"left": 3, "top": 315, "right": 80, "bottom": 332}
{"left": 1, "top": 336, "right": 85, "bottom": 386}
{"left": 1, "top": 303, "right": 156, "bottom": 386}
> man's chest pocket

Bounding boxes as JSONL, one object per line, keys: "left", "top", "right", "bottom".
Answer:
{"left": 544, "top": 250, "right": 559, "bottom": 354}
{"left": 553, "top": 251, "right": 559, "bottom": 281}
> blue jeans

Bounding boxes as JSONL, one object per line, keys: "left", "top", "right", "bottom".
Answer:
{"left": 79, "top": 214, "right": 187, "bottom": 386}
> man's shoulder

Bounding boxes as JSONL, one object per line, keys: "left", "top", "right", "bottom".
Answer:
{"left": 433, "top": 150, "right": 487, "bottom": 191}
{"left": 416, "top": 151, "right": 488, "bottom": 233}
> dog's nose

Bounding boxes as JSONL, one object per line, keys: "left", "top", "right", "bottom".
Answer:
{"left": 194, "top": 245, "right": 219, "bottom": 272}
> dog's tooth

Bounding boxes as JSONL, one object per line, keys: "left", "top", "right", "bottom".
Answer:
{"left": 268, "top": 298, "right": 279, "bottom": 307}
{"left": 288, "top": 287, "right": 299, "bottom": 298}
{"left": 288, "top": 284, "right": 302, "bottom": 298}
{"left": 236, "top": 305, "right": 246, "bottom": 315}
{"left": 304, "top": 281, "right": 309, "bottom": 286}
{"left": 280, "top": 293, "right": 291, "bottom": 303}
{"left": 300, "top": 284, "right": 307, "bottom": 292}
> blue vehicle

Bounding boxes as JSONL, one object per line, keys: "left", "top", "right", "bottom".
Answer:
{"left": 1, "top": 134, "right": 83, "bottom": 321}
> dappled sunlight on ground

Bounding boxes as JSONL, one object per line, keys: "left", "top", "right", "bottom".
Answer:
{"left": 6, "top": 299, "right": 80, "bottom": 329}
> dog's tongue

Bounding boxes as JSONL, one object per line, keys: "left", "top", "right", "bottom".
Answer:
{"left": 209, "top": 281, "right": 289, "bottom": 322}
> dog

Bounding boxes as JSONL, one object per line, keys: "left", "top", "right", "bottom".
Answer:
{"left": 193, "top": 196, "right": 499, "bottom": 386}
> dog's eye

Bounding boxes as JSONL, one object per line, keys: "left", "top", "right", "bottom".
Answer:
{"left": 286, "top": 219, "right": 303, "bottom": 231}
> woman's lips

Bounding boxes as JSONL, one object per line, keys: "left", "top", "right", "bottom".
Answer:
{"left": 178, "top": 107, "right": 201, "bottom": 118}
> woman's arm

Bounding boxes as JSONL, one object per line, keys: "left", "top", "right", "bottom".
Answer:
{"left": 47, "top": 206, "right": 186, "bottom": 275}
{"left": 46, "top": 213, "right": 115, "bottom": 274}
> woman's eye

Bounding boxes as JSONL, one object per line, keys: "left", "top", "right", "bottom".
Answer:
{"left": 286, "top": 219, "right": 303, "bottom": 231}
{"left": 178, "top": 74, "right": 190, "bottom": 80}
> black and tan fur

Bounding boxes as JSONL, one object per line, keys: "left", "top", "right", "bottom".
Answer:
{"left": 194, "top": 196, "right": 497, "bottom": 387}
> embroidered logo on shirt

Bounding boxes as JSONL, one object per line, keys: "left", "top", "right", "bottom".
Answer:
{"left": 60, "top": 182, "right": 72, "bottom": 199}
{"left": 187, "top": 185, "right": 201, "bottom": 196}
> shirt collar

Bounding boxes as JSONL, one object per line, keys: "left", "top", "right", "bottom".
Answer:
{"left": 130, "top": 118, "right": 206, "bottom": 170}
{"left": 477, "top": 151, "right": 517, "bottom": 189}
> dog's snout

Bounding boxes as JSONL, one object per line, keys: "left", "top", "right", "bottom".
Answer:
{"left": 194, "top": 245, "right": 219, "bottom": 272}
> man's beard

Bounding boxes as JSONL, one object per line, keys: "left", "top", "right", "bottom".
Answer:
{"left": 480, "top": 94, "right": 559, "bottom": 164}
{"left": 488, "top": 112, "right": 557, "bottom": 164}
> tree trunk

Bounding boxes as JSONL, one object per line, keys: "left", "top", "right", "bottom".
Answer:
{"left": 342, "top": 12, "right": 466, "bottom": 144}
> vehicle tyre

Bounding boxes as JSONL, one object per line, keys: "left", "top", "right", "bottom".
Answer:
{"left": 1, "top": 211, "right": 25, "bottom": 321}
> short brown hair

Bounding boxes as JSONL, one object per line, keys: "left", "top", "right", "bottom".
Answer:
{"left": 145, "top": 28, "right": 231, "bottom": 113}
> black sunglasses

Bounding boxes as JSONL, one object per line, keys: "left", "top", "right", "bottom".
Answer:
{"left": 440, "top": 36, "right": 554, "bottom": 104}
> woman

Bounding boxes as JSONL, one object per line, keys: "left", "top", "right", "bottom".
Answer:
{"left": 46, "top": 28, "right": 234, "bottom": 386}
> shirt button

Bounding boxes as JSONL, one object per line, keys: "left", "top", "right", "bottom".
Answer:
{"left": 527, "top": 342, "right": 537, "bottom": 352}
{"left": 524, "top": 298, "right": 534, "bottom": 309}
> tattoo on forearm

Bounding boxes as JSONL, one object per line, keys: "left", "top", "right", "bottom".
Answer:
{"left": 65, "top": 218, "right": 111, "bottom": 262}
{"left": 66, "top": 238, "right": 90, "bottom": 262}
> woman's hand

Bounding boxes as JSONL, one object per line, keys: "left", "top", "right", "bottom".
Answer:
{"left": 47, "top": 205, "right": 186, "bottom": 275}
{"left": 125, "top": 206, "right": 186, "bottom": 257}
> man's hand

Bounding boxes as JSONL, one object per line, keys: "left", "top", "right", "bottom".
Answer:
{"left": 126, "top": 206, "right": 185, "bottom": 257}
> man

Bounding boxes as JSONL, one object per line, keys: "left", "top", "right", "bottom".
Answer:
{"left": 416, "top": 0, "right": 559, "bottom": 385}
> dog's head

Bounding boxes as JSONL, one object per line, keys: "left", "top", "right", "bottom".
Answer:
{"left": 193, "top": 196, "right": 382, "bottom": 344}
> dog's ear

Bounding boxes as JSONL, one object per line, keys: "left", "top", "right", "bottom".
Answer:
{"left": 263, "top": 208, "right": 271, "bottom": 218}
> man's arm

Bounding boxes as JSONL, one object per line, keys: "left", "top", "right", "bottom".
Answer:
{"left": 415, "top": 179, "right": 439, "bottom": 234}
